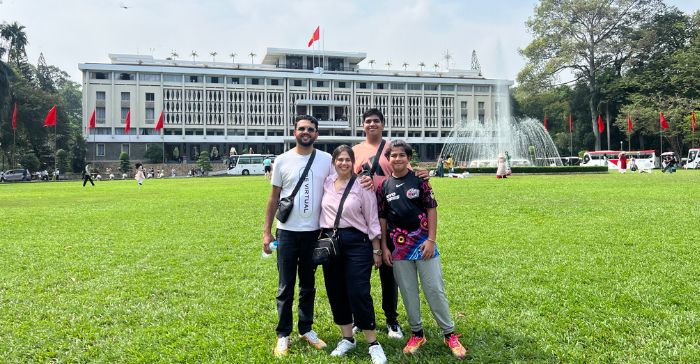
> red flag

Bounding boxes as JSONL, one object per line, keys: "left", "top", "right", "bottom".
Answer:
{"left": 43, "top": 105, "right": 57, "bottom": 127}
{"left": 598, "top": 114, "right": 604, "bottom": 133}
{"left": 124, "top": 110, "right": 131, "bottom": 134}
{"left": 627, "top": 113, "right": 633, "bottom": 132}
{"left": 88, "top": 109, "right": 96, "bottom": 129}
{"left": 155, "top": 111, "right": 164, "bottom": 131}
{"left": 692, "top": 111, "right": 696, "bottom": 133}
{"left": 568, "top": 112, "right": 573, "bottom": 133}
{"left": 307, "top": 26, "right": 320, "bottom": 47}
{"left": 11, "top": 103, "right": 17, "bottom": 129}
{"left": 660, "top": 112, "right": 669, "bottom": 129}
{"left": 543, "top": 113, "right": 548, "bottom": 131}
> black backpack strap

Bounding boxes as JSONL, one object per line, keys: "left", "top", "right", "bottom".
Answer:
{"left": 333, "top": 175, "right": 357, "bottom": 229}
{"left": 289, "top": 149, "right": 316, "bottom": 199}
{"left": 369, "top": 139, "right": 386, "bottom": 176}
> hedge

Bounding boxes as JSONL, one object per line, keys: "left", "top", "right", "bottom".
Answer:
{"left": 450, "top": 166, "right": 609, "bottom": 174}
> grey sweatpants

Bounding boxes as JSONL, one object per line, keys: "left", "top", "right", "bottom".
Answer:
{"left": 392, "top": 256, "right": 455, "bottom": 335}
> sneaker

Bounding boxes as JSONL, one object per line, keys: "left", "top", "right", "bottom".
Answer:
{"left": 273, "top": 336, "right": 290, "bottom": 357}
{"left": 299, "top": 330, "right": 327, "bottom": 349}
{"left": 368, "top": 343, "right": 388, "bottom": 364}
{"left": 330, "top": 338, "right": 356, "bottom": 356}
{"left": 387, "top": 324, "right": 404, "bottom": 339}
{"left": 403, "top": 335, "right": 427, "bottom": 354}
{"left": 352, "top": 325, "right": 361, "bottom": 335}
{"left": 444, "top": 333, "right": 468, "bottom": 359}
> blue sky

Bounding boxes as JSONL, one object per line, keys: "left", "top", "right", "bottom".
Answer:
{"left": 1, "top": 0, "right": 697, "bottom": 83}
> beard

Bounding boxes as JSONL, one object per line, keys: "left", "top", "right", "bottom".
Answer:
{"left": 295, "top": 134, "right": 315, "bottom": 147}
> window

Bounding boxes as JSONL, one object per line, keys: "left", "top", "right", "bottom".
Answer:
{"left": 408, "top": 83, "right": 422, "bottom": 90}
{"left": 145, "top": 107, "right": 155, "bottom": 123}
{"left": 91, "top": 72, "right": 110, "bottom": 80}
{"left": 187, "top": 75, "right": 202, "bottom": 83}
{"left": 475, "top": 85, "right": 490, "bottom": 93}
{"left": 336, "top": 81, "right": 347, "bottom": 88}
{"left": 358, "top": 82, "right": 368, "bottom": 89}
{"left": 121, "top": 107, "right": 129, "bottom": 122}
{"left": 269, "top": 79, "right": 280, "bottom": 86}
{"left": 96, "top": 143, "right": 105, "bottom": 157}
{"left": 441, "top": 85, "right": 455, "bottom": 91}
{"left": 139, "top": 73, "right": 161, "bottom": 82}
{"left": 286, "top": 56, "right": 303, "bottom": 69}
{"left": 478, "top": 101, "right": 485, "bottom": 123}
{"left": 164, "top": 74, "right": 182, "bottom": 82}
{"left": 118, "top": 73, "right": 135, "bottom": 81}
{"left": 96, "top": 107, "right": 106, "bottom": 123}
{"left": 315, "top": 81, "right": 326, "bottom": 87}
{"left": 391, "top": 83, "right": 406, "bottom": 90}
{"left": 96, "top": 91, "right": 106, "bottom": 101}
{"left": 460, "top": 101, "right": 468, "bottom": 119}
{"left": 425, "top": 84, "right": 438, "bottom": 91}
{"left": 145, "top": 93, "right": 155, "bottom": 102}
{"left": 248, "top": 78, "right": 260, "bottom": 85}
{"left": 229, "top": 77, "right": 241, "bottom": 84}
{"left": 208, "top": 76, "right": 220, "bottom": 84}
{"left": 293, "top": 79, "right": 304, "bottom": 87}
{"left": 374, "top": 83, "right": 385, "bottom": 90}
{"left": 121, "top": 92, "right": 130, "bottom": 102}
{"left": 456, "top": 85, "right": 469, "bottom": 92}
{"left": 121, "top": 144, "right": 130, "bottom": 155}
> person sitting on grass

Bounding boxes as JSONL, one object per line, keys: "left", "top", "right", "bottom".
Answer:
{"left": 377, "top": 140, "right": 468, "bottom": 360}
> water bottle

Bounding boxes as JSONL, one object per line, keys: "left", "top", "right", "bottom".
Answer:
{"left": 262, "top": 240, "right": 278, "bottom": 258}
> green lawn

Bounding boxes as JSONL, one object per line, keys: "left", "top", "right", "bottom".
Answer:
{"left": 1, "top": 172, "right": 699, "bottom": 363}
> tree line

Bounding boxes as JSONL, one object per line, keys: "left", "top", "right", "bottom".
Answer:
{"left": 0, "top": 21, "right": 85, "bottom": 173}
{"left": 514, "top": 0, "right": 699, "bottom": 156}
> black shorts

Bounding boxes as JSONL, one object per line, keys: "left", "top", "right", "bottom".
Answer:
{"left": 264, "top": 166, "right": 271, "bottom": 173}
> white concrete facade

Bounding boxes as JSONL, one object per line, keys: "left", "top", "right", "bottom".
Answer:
{"left": 79, "top": 48, "right": 513, "bottom": 161}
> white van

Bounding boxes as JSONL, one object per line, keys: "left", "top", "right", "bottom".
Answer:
{"left": 685, "top": 148, "right": 700, "bottom": 169}
{"left": 227, "top": 154, "right": 266, "bottom": 175}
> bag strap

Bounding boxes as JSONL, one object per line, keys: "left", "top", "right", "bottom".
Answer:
{"left": 289, "top": 149, "right": 316, "bottom": 199}
{"left": 333, "top": 175, "right": 357, "bottom": 229}
{"left": 369, "top": 139, "right": 386, "bottom": 177}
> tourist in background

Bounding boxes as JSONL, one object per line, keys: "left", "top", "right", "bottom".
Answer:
{"left": 135, "top": 163, "right": 145, "bottom": 186}
{"left": 82, "top": 163, "right": 95, "bottom": 187}
{"left": 618, "top": 152, "right": 627, "bottom": 173}
{"left": 320, "top": 145, "right": 387, "bottom": 364}
{"left": 496, "top": 153, "right": 507, "bottom": 179}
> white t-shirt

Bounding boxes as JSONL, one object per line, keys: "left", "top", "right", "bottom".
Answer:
{"left": 271, "top": 148, "right": 333, "bottom": 232}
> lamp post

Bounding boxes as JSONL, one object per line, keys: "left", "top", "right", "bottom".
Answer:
{"left": 620, "top": 141, "right": 623, "bottom": 151}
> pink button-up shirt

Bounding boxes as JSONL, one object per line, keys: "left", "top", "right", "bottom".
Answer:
{"left": 320, "top": 175, "right": 381, "bottom": 241}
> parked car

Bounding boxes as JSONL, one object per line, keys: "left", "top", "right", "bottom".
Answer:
{"left": 1, "top": 169, "right": 30, "bottom": 182}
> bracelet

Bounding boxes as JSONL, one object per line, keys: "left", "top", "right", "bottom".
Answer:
{"left": 426, "top": 239, "right": 436, "bottom": 244}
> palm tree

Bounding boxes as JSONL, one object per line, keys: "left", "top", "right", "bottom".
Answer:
{"left": 170, "top": 51, "right": 179, "bottom": 59}
{"left": 418, "top": 61, "right": 425, "bottom": 72}
{"left": 191, "top": 51, "right": 198, "bottom": 63}
{"left": 402, "top": 62, "right": 409, "bottom": 70}
{"left": 385, "top": 61, "right": 392, "bottom": 70}
{"left": 210, "top": 51, "right": 217, "bottom": 62}
{"left": 0, "top": 22, "right": 29, "bottom": 66}
{"left": 368, "top": 59, "right": 375, "bottom": 69}
{"left": 433, "top": 62, "right": 440, "bottom": 72}
{"left": 229, "top": 52, "right": 237, "bottom": 63}
{"left": 249, "top": 52, "right": 256, "bottom": 63}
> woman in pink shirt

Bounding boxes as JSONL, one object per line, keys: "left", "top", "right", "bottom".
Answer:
{"left": 320, "top": 145, "right": 387, "bottom": 364}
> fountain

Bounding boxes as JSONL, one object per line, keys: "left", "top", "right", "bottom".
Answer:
{"left": 439, "top": 81, "right": 562, "bottom": 168}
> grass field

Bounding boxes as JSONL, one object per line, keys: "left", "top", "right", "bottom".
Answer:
{"left": 1, "top": 171, "right": 699, "bottom": 363}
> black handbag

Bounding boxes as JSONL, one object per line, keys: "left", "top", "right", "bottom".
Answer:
{"left": 312, "top": 175, "right": 357, "bottom": 265}
{"left": 276, "top": 150, "right": 316, "bottom": 223}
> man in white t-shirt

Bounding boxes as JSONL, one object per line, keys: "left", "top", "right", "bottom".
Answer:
{"left": 263, "top": 115, "right": 332, "bottom": 356}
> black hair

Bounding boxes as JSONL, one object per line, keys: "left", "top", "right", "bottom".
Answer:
{"left": 362, "top": 108, "right": 385, "bottom": 123}
{"left": 135, "top": 163, "right": 143, "bottom": 169}
{"left": 332, "top": 145, "right": 355, "bottom": 165}
{"left": 294, "top": 114, "right": 319, "bottom": 129}
{"left": 385, "top": 139, "right": 413, "bottom": 159}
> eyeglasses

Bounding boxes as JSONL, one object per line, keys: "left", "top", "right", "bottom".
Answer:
{"left": 364, "top": 119, "right": 382, "bottom": 124}
{"left": 296, "top": 126, "right": 317, "bottom": 133}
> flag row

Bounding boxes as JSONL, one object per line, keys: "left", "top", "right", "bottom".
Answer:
{"left": 543, "top": 111, "right": 696, "bottom": 133}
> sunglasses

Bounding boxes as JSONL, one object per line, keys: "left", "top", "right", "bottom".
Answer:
{"left": 296, "top": 126, "right": 317, "bottom": 133}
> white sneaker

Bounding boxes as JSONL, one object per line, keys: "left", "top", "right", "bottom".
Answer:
{"left": 273, "top": 336, "right": 290, "bottom": 357}
{"left": 387, "top": 324, "right": 404, "bottom": 339}
{"left": 330, "top": 338, "right": 356, "bottom": 356}
{"left": 369, "top": 343, "right": 388, "bottom": 364}
{"left": 299, "top": 330, "right": 327, "bottom": 349}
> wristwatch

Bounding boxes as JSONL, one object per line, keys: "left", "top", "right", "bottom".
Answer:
{"left": 373, "top": 249, "right": 382, "bottom": 256}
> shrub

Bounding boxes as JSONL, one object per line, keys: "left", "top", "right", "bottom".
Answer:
{"left": 452, "top": 166, "right": 608, "bottom": 174}
{"left": 197, "top": 151, "right": 212, "bottom": 172}
{"left": 55, "top": 149, "right": 69, "bottom": 173}
{"left": 118, "top": 152, "right": 131, "bottom": 174}
{"left": 144, "top": 144, "right": 164, "bottom": 164}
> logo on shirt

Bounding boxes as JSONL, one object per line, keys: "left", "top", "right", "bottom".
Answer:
{"left": 298, "top": 170, "right": 314, "bottom": 218}
{"left": 406, "top": 188, "right": 420, "bottom": 199}
{"left": 386, "top": 192, "right": 400, "bottom": 202}
{"left": 396, "top": 183, "right": 405, "bottom": 187}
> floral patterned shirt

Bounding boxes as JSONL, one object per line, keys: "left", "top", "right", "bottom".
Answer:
{"left": 377, "top": 171, "right": 439, "bottom": 261}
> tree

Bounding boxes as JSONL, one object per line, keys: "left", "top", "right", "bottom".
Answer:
{"left": 144, "top": 144, "right": 164, "bottom": 163}
{"left": 19, "top": 152, "right": 40, "bottom": 171}
{"left": 118, "top": 152, "right": 131, "bottom": 174}
{"left": 0, "top": 22, "right": 29, "bottom": 67}
{"left": 69, "top": 131, "right": 87, "bottom": 173}
{"left": 55, "top": 149, "right": 69, "bottom": 173}
{"left": 197, "top": 150, "right": 212, "bottom": 172}
{"left": 519, "top": 0, "right": 664, "bottom": 150}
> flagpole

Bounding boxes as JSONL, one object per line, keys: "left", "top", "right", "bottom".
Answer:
{"left": 12, "top": 129, "right": 16, "bottom": 168}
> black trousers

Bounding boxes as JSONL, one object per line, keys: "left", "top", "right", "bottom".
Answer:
{"left": 82, "top": 174, "right": 94, "bottom": 186}
{"left": 275, "top": 229, "right": 318, "bottom": 338}
{"left": 322, "top": 228, "right": 376, "bottom": 331}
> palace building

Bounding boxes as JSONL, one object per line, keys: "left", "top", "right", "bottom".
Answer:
{"left": 79, "top": 48, "right": 512, "bottom": 162}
